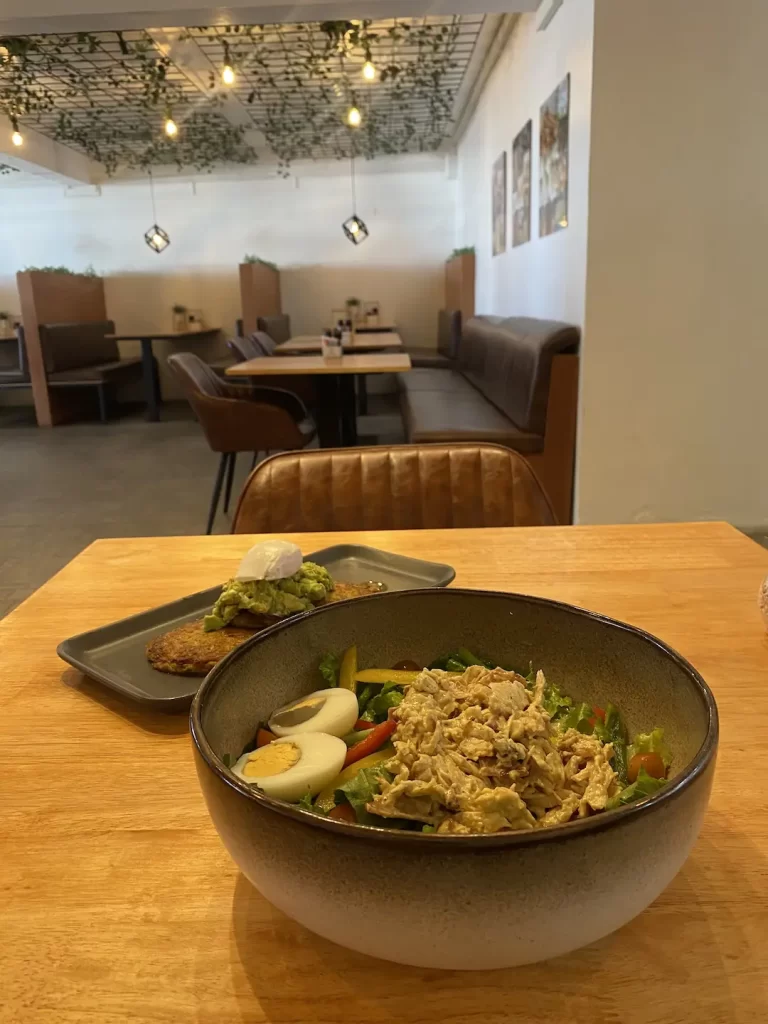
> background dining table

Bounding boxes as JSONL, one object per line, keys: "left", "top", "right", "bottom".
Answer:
{"left": 107, "top": 327, "right": 220, "bottom": 421}
{"left": 1, "top": 521, "right": 767, "bottom": 1024}
{"left": 227, "top": 351, "right": 411, "bottom": 445}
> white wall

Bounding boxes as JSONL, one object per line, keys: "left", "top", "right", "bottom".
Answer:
{"left": 0, "top": 156, "right": 454, "bottom": 398}
{"left": 456, "top": 0, "right": 594, "bottom": 324}
{"left": 577, "top": 0, "right": 768, "bottom": 528}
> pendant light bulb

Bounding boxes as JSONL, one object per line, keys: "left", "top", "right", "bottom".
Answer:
{"left": 347, "top": 106, "right": 362, "bottom": 128}
{"left": 10, "top": 116, "right": 23, "bottom": 147}
{"left": 164, "top": 117, "right": 178, "bottom": 138}
{"left": 362, "top": 61, "right": 376, "bottom": 81}
{"left": 222, "top": 64, "right": 236, "bottom": 86}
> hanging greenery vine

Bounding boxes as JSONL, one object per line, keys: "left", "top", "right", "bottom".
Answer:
{"left": 0, "top": 17, "right": 464, "bottom": 176}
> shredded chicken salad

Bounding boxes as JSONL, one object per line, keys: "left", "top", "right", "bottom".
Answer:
{"left": 225, "top": 646, "right": 672, "bottom": 835}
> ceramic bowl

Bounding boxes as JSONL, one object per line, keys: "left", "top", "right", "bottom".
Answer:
{"left": 190, "top": 588, "right": 718, "bottom": 970}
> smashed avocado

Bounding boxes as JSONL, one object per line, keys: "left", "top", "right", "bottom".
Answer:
{"left": 203, "top": 562, "right": 334, "bottom": 631}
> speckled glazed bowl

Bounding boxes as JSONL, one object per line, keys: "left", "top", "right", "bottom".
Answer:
{"left": 191, "top": 589, "right": 718, "bottom": 970}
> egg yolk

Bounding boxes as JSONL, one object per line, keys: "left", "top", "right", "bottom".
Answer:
{"left": 242, "top": 743, "right": 300, "bottom": 778}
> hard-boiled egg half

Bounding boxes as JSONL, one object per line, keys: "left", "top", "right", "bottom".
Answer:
{"left": 269, "top": 687, "right": 358, "bottom": 738}
{"left": 232, "top": 733, "right": 346, "bottom": 801}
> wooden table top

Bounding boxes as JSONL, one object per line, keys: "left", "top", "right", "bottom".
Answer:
{"left": 276, "top": 332, "right": 402, "bottom": 353}
{"left": 107, "top": 328, "right": 220, "bottom": 341}
{"left": 226, "top": 351, "right": 411, "bottom": 375}
{"left": 2, "top": 522, "right": 767, "bottom": 1024}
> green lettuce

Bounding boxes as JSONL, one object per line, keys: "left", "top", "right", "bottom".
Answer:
{"left": 628, "top": 727, "right": 671, "bottom": 768}
{"left": 297, "top": 791, "right": 327, "bottom": 816}
{"left": 542, "top": 681, "right": 573, "bottom": 720}
{"left": 360, "top": 681, "right": 404, "bottom": 723}
{"left": 335, "top": 765, "right": 411, "bottom": 829}
{"left": 607, "top": 766, "right": 667, "bottom": 809}
{"left": 557, "top": 701, "right": 594, "bottom": 734}
{"left": 595, "top": 704, "right": 630, "bottom": 786}
{"left": 318, "top": 652, "right": 340, "bottom": 687}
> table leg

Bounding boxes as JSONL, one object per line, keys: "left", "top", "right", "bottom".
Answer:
{"left": 314, "top": 376, "right": 343, "bottom": 447}
{"left": 339, "top": 376, "right": 358, "bottom": 446}
{"left": 140, "top": 338, "right": 161, "bottom": 422}
{"left": 357, "top": 374, "right": 368, "bottom": 416}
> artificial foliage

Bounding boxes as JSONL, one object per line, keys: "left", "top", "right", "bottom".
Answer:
{"left": 0, "top": 18, "right": 466, "bottom": 175}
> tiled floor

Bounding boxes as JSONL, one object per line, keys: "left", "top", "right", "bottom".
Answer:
{"left": 0, "top": 395, "right": 405, "bottom": 619}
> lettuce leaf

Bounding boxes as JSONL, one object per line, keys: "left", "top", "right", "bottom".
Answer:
{"left": 542, "top": 681, "right": 573, "bottom": 720}
{"left": 335, "top": 765, "right": 411, "bottom": 829}
{"left": 557, "top": 701, "right": 594, "bottom": 734}
{"left": 607, "top": 766, "right": 667, "bottom": 809}
{"left": 318, "top": 652, "right": 340, "bottom": 687}
{"left": 628, "top": 727, "right": 671, "bottom": 768}
{"left": 297, "top": 791, "right": 327, "bottom": 815}
{"left": 360, "top": 681, "right": 404, "bottom": 723}
{"left": 594, "top": 704, "right": 630, "bottom": 786}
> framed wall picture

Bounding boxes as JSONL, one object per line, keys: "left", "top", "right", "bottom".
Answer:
{"left": 512, "top": 119, "right": 532, "bottom": 247}
{"left": 492, "top": 151, "right": 507, "bottom": 256}
{"left": 539, "top": 73, "right": 570, "bottom": 237}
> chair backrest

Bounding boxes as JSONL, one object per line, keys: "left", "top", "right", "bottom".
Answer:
{"left": 257, "top": 314, "right": 290, "bottom": 345}
{"left": 457, "top": 316, "right": 580, "bottom": 435}
{"left": 227, "top": 334, "right": 263, "bottom": 362}
{"left": 167, "top": 351, "right": 228, "bottom": 401}
{"left": 437, "top": 309, "right": 462, "bottom": 360}
{"left": 232, "top": 443, "right": 557, "bottom": 533}
{"left": 38, "top": 320, "right": 117, "bottom": 373}
{"left": 252, "top": 331, "right": 277, "bottom": 354}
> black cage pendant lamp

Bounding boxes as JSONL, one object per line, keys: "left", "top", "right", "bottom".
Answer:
{"left": 144, "top": 171, "right": 171, "bottom": 253}
{"left": 342, "top": 153, "right": 368, "bottom": 245}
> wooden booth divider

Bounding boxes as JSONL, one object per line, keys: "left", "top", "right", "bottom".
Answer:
{"left": 445, "top": 250, "right": 475, "bottom": 323}
{"left": 239, "top": 261, "right": 281, "bottom": 337}
{"left": 17, "top": 270, "right": 107, "bottom": 427}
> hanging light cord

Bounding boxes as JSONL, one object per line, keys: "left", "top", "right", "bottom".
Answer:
{"left": 350, "top": 152, "right": 357, "bottom": 213}
{"left": 149, "top": 170, "right": 158, "bottom": 223}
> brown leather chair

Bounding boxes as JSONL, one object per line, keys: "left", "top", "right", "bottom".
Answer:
{"left": 257, "top": 314, "right": 291, "bottom": 345}
{"left": 168, "top": 352, "right": 316, "bottom": 534}
{"left": 231, "top": 442, "right": 556, "bottom": 533}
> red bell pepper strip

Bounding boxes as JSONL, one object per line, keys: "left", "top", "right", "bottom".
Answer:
{"left": 343, "top": 718, "right": 397, "bottom": 768}
{"left": 353, "top": 718, "right": 375, "bottom": 732}
{"left": 587, "top": 706, "right": 606, "bottom": 729}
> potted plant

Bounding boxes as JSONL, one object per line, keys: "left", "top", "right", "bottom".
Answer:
{"left": 346, "top": 296, "right": 361, "bottom": 325}
{"left": 172, "top": 304, "right": 187, "bottom": 333}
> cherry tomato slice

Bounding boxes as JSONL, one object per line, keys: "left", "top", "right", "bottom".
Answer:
{"left": 628, "top": 752, "right": 666, "bottom": 783}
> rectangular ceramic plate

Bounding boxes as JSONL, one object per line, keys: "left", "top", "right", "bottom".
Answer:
{"left": 57, "top": 545, "right": 455, "bottom": 713}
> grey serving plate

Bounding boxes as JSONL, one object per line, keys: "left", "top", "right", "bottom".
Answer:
{"left": 57, "top": 544, "right": 455, "bottom": 712}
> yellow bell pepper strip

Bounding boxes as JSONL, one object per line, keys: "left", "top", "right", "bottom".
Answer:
{"left": 343, "top": 718, "right": 396, "bottom": 768}
{"left": 339, "top": 645, "right": 358, "bottom": 691}
{"left": 314, "top": 745, "right": 394, "bottom": 812}
{"left": 354, "top": 668, "right": 419, "bottom": 685}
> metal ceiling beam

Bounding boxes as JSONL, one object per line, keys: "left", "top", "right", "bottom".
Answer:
{"left": 0, "top": 114, "right": 97, "bottom": 184}
{"left": 450, "top": 11, "right": 520, "bottom": 147}
{"left": 0, "top": 1, "right": 539, "bottom": 35}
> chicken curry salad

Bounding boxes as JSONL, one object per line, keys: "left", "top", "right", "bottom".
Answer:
{"left": 224, "top": 647, "right": 672, "bottom": 834}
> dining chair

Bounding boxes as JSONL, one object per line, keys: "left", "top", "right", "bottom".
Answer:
{"left": 257, "top": 314, "right": 291, "bottom": 345}
{"left": 167, "top": 352, "right": 316, "bottom": 534}
{"left": 226, "top": 332, "right": 314, "bottom": 404}
{"left": 231, "top": 442, "right": 557, "bottom": 533}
